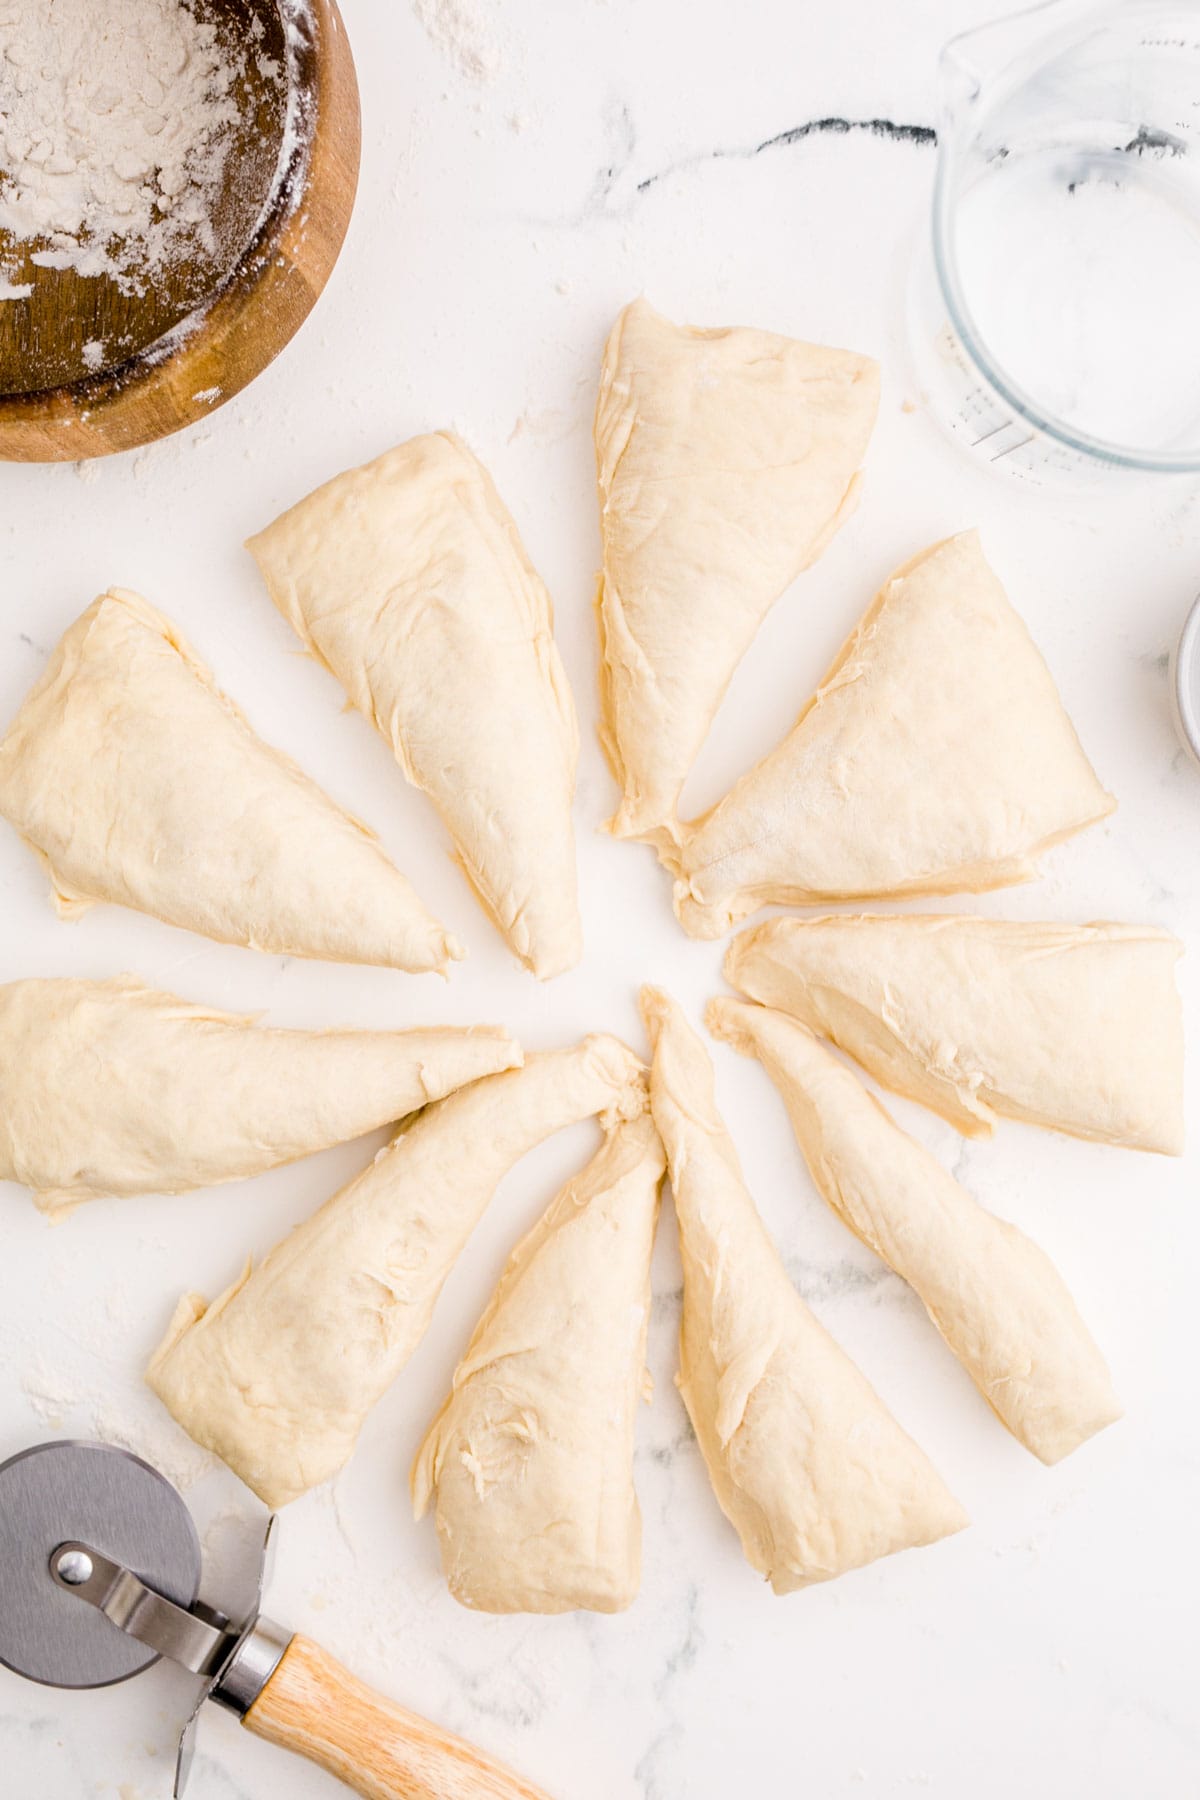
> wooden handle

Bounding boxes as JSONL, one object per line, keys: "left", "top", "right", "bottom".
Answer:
{"left": 243, "top": 1634, "right": 554, "bottom": 1800}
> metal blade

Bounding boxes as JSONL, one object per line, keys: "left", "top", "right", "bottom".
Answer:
{"left": 0, "top": 1440, "right": 201, "bottom": 1689}
{"left": 173, "top": 1512, "right": 286, "bottom": 1797}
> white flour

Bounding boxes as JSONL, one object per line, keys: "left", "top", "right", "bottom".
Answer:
{"left": 21, "top": 1354, "right": 218, "bottom": 1490}
{"left": 0, "top": 0, "right": 245, "bottom": 288}
{"left": 20, "top": 1360, "right": 78, "bottom": 1431}
{"left": 413, "top": 0, "right": 503, "bottom": 85}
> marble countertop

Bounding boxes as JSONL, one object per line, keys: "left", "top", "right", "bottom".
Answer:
{"left": 1, "top": 2, "right": 1197, "bottom": 1796}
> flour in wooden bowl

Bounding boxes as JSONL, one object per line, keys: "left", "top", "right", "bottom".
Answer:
{"left": 0, "top": 0, "right": 254, "bottom": 292}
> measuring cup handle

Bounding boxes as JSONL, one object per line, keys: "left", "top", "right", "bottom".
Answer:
{"left": 939, "top": 0, "right": 1088, "bottom": 113}
{"left": 242, "top": 1633, "right": 554, "bottom": 1800}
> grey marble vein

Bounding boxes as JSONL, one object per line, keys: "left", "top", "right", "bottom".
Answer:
{"left": 637, "top": 1425, "right": 697, "bottom": 1473}
{"left": 783, "top": 1250, "right": 900, "bottom": 1307}
{"left": 636, "top": 114, "right": 937, "bottom": 197}
{"left": 650, "top": 1284, "right": 683, "bottom": 1325}
{"left": 581, "top": 97, "right": 638, "bottom": 217}
{"left": 435, "top": 1647, "right": 550, "bottom": 1732}
{"left": 182, "top": 1750, "right": 259, "bottom": 1800}
{"left": 538, "top": 109, "right": 936, "bottom": 228}
{"left": 634, "top": 1582, "right": 703, "bottom": 1800}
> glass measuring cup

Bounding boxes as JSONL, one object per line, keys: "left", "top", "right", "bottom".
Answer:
{"left": 909, "top": 0, "right": 1200, "bottom": 484}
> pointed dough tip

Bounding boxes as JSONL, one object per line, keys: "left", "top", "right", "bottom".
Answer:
{"left": 705, "top": 994, "right": 778, "bottom": 1053}
{"left": 37, "top": 1190, "right": 84, "bottom": 1224}
{"left": 768, "top": 1490, "right": 970, "bottom": 1592}
{"left": 601, "top": 1065, "right": 650, "bottom": 1129}
{"left": 722, "top": 927, "right": 758, "bottom": 989}
{"left": 707, "top": 994, "right": 813, "bottom": 1052}
{"left": 674, "top": 879, "right": 737, "bottom": 941}
{"left": 578, "top": 1033, "right": 647, "bottom": 1126}
{"left": 637, "top": 983, "right": 675, "bottom": 1049}
{"left": 528, "top": 937, "right": 584, "bottom": 982}
{"left": 605, "top": 797, "right": 684, "bottom": 856}
{"left": 440, "top": 931, "right": 466, "bottom": 970}
{"left": 146, "top": 1290, "right": 214, "bottom": 1382}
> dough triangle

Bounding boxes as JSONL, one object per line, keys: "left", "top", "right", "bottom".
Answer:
{"left": 147, "top": 1036, "right": 646, "bottom": 1507}
{"left": 412, "top": 1103, "right": 664, "bottom": 1613}
{"left": 248, "top": 432, "right": 582, "bottom": 979}
{"left": 0, "top": 975, "right": 522, "bottom": 1213}
{"left": 640, "top": 986, "right": 966, "bottom": 1591}
{"left": 595, "top": 298, "right": 879, "bottom": 847}
{"left": 0, "top": 590, "right": 458, "bottom": 973}
{"left": 708, "top": 998, "right": 1122, "bottom": 1464}
{"left": 724, "top": 913, "right": 1185, "bottom": 1154}
{"left": 672, "top": 533, "right": 1115, "bottom": 938}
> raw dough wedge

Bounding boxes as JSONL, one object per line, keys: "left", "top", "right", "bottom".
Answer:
{"left": 0, "top": 976, "right": 521, "bottom": 1214}
{"left": 640, "top": 986, "right": 966, "bottom": 1592}
{"left": 147, "top": 1036, "right": 645, "bottom": 1508}
{"left": 672, "top": 533, "right": 1115, "bottom": 938}
{"left": 708, "top": 999, "right": 1121, "bottom": 1464}
{"left": 0, "top": 590, "right": 459, "bottom": 973}
{"left": 247, "top": 432, "right": 582, "bottom": 980}
{"left": 724, "top": 914, "right": 1185, "bottom": 1154}
{"left": 412, "top": 1103, "right": 665, "bottom": 1613}
{"left": 595, "top": 298, "right": 879, "bottom": 847}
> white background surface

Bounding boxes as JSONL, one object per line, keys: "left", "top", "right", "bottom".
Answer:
{"left": 1, "top": 2, "right": 1198, "bottom": 1797}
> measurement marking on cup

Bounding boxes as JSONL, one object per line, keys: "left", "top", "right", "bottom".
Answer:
{"left": 991, "top": 433, "right": 1037, "bottom": 462}
{"left": 971, "top": 422, "right": 1013, "bottom": 447}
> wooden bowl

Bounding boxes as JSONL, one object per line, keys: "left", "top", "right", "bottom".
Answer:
{"left": 0, "top": 0, "right": 360, "bottom": 461}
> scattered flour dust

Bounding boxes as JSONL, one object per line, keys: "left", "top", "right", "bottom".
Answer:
{"left": 20, "top": 1359, "right": 77, "bottom": 1431}
{"left": 0, "top": 0, "right": 246, "bottom": 289}
{"left": 21, "top": 1352, "right": 217, "bottom": 1490}
{"left": 201, "top": 1501, "right": 255, "bottom": 1558}
{"left": 412, "top": 0, "right": 504, "bottom": 84}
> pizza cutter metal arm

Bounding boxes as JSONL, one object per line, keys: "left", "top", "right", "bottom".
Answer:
{"left": 50, "top": 1526, "right": 551, "bottom": 1800}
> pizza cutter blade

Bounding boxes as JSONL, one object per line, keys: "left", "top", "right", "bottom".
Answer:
{"left": 0, "top": 1438, "right": 552, "bottom": 1800}
{"left": 0, "top": 1439, "right": 203, "bottom": 1689}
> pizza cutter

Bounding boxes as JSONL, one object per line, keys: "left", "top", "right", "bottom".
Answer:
{"left": 0, "top": 1439, "right": 551, "bottom": 1800}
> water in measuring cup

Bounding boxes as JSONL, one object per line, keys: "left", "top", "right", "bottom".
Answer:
{"left": 952, "top": 143, "right": 1200, "bottom": 452}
